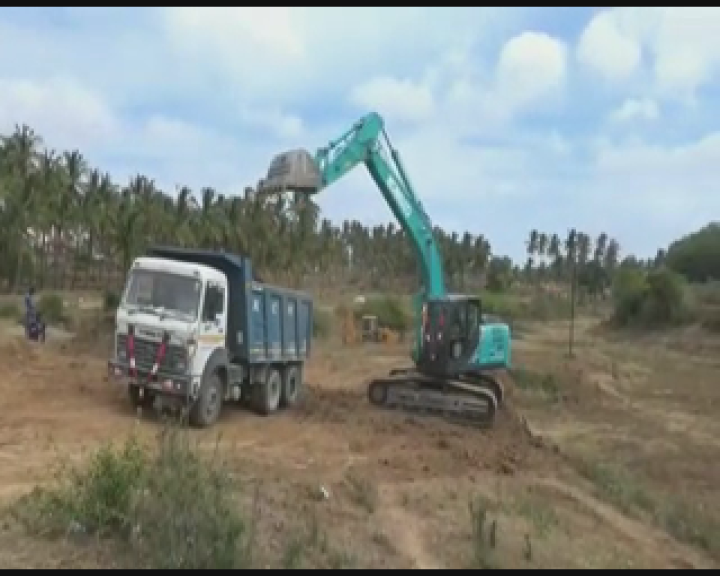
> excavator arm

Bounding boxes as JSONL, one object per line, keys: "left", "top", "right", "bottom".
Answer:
{"left": 260, "top": 112, "right": 445, "bottom": 299}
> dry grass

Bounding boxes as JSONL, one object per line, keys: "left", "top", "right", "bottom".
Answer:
{"left": 0, "top": 294, "right": 718, "bottom": 569}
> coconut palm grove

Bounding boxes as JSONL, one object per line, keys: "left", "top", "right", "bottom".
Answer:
{"left": 0, "top": 123, "right": 717, "bottom": 311}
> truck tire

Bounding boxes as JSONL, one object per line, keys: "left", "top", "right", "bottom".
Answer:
{"left": 128, "top": 385, "right": 155, "bottom": 410}
{"left": 189, "top": 372, "right": 224, "bottom": 428}
{"left": 255, "top": 367, "right": 282, "bottom": 416}
{"left": 280, "top": 364, "right": 302, "bottom": 408}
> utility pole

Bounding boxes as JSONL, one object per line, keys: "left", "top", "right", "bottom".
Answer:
{"left": 568, "top": 229, "right": 577, "bottom": 359}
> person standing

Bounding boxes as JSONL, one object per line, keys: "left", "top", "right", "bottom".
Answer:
{"left": 24, "top": 286, "right": 45, "bottom": 342}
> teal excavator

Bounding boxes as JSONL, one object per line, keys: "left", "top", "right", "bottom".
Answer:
{"left": 258, "top": 112, "right": 512, "bottom": 427}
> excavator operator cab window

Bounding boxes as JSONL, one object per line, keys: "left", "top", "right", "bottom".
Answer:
{"left": 465, "top": 299, "right": 481, "bottom": 335}
{"left": 449, "top": 299, "right": 480, "bottom": 339}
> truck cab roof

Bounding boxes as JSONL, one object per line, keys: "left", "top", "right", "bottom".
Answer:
{"left": 147, "top": 246, "right": 264, "bottom": 283}
{"left": 132, "top": 256, "right": 226, "bottom": 285}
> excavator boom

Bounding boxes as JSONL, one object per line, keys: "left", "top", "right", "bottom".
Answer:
{"left": 261, "top": 113, "right": 444, "bottom": 298}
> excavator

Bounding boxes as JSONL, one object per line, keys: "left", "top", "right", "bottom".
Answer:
{"left": 258, "top": 112, "right": 512, "bottom": 427}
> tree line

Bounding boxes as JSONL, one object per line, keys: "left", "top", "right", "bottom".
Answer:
{"left": 3, "top": 122, "right": 713, "bottom": 299}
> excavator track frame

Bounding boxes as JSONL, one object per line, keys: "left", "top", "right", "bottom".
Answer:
{"left": 367, "top": 368, "right": 505, "bottom": 429}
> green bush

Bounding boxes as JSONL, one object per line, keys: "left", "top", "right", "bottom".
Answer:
{"left": 665, "top": 222, "right": 720, "bottom": 282}
{"left": 612, "top": 268, "right": 649, "bottom": 325}
{"left": 612, "top": 268, "right": 690, "bottom": 328}
{"left": 313, "top": 308, "right": 332, "bottom": 338}
{"left": 480, "top": 292, "right": 567, "bottom": 324}
{"left": 38, "top": 293, "right": 65, "bottom": 324}
{"left": 0, "top": 302, "right": 19, "bottom": 319}
{"left": 103, "top": 290, "right": 121, "bottom": 312}
{"left": 13, "top": 427, "right": 250, "bottom": 569}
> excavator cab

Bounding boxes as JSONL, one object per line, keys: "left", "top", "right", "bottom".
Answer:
{"left": 417, "top": 296, "right": 481, "bottom": 379}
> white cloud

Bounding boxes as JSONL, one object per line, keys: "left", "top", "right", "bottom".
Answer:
{"left": 610, "top": 98, "right": 660, "bottom": 123}
{"left": 0, "top": 7, "right": 717, "bottom": 262}
{"left": 0, "top": 76, "right": 118, "bottom": 150}
{"left": 592, "top": 134, "right": 720, "bottom": 234}
{"left": 577, "top": 10, "right": 642, "bottom": 82}
{"left": 160, "top": 7, "right": 517, "bottom": 107}
{"left": 349, "top": 77, "right": 435, "bottom": 124}
{"left": 237, "top": 106, "right": 305, "bottom": 141}
{"left": 495, "top": 31, "right": 568, "bottom": 112}
{"left": 346, "top": 29, "right": 568, "bottom": 135}
{"left": 166, "top": 7, "right": 306, "bottom": 61}
{"left": 577, "top": 8, "right": 720, "bottom": 99}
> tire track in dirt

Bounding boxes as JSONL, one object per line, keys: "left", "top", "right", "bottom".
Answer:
{"left": 374, "top": 486, "right": 443, "bottom": 570}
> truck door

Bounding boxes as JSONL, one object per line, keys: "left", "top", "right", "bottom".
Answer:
{"left": 201, "top": 281, "right": 227, "bottom": 345}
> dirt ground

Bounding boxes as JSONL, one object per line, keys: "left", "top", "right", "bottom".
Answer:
{"left": 0, "top": 314, "right": 718, "bottom": 569}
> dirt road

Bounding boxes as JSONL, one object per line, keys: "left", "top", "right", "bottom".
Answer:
{"left": 0, "top": 319, "right": 717, "bottom": 569}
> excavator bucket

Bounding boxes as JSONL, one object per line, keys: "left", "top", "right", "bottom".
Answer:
{"left": 258, "top": 149, "right": 322, "bottom": 195}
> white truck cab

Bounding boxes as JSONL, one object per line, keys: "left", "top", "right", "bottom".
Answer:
{"left": 111, "top": 256, "right": 227, "bottom": 417}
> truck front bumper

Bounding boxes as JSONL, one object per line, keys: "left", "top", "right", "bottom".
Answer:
{"left": 107, "top": 360, "right": 195, "bottom": 398}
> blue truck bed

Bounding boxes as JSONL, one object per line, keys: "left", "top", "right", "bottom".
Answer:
{"left": 248, "top": 282, "right": 312, "bottom": 364}
{"left": 147, "top": 246, "right": 313, "bottom": 365}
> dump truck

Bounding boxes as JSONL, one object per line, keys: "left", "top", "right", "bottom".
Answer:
{"left": 108, "top": 246, "right": 313, "bottom": 428}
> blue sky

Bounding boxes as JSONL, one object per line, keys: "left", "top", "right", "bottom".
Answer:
{"left": 0, "top": 7, "right": 718, "bottom": 262}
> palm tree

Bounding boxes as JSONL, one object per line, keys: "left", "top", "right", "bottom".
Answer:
{"left": 0, "top": 122, "right": 630, "bottom": 297}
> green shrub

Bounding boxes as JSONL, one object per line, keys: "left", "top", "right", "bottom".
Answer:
{"left": 13, "top": 426, "right": 250, "bottom": 569}
{"left": 612, "top": 268, "right": 649, "bottom": 325}
{"left": 103, "top": 290, "right": 121, "bottom": 312}
{"left": 37, "top": 293, "right": 65, "bottom": 324}
{"left": 665, "top": 222, "right": 720, "bottom": 282}
{"left": 612, "top": 268, "right": 690, "bottom": 328}
{"left": 480, "top": 292, "right": 567, "bottom": 325}
{"left": 0, "top": 302, "right": 19, "bottom": 319}
{"left": 641, "top": 269, "right": 690, "bottom": 324}
{"left": 313, "top": 308, "right": 332, "bottom": 338}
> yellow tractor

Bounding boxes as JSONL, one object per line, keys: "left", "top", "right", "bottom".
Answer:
{"left": 361, "top": 315, "right": 380, "bottom": 342}
{"left": 361, "top": 315, "right": 399, "bottom": 344}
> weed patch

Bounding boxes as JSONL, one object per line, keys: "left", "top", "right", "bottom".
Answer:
{"left": 512, "top": 367, "right": 561, "bottom": 403}
{"left": 468, "top": 495, "right": 499, "bottom": 569}
{"left": 0, "top": 301, "right": 19, "bottom": 320}
{"left": 11, "top": 426, "right": 250, "bottom": 569}
{"left": 482, "top": 292, "right": 571, "bottom": 325}
{"left": 344, "top": 471, "right": 378, "bottom": 513}
{"left": 574, "top": 458, "right": 654, "bottom": 515}
{"left": 279, "top": 512, "right": 356, "bottom": 569}
{"left": 313, "top": 308, "right": 332, "bottom": 338}
{"left": 512, "top": 492, "right": 559, "bottom": 538}
{"left": 38, "top": 293, "right": 67, "bottom": 325}
{"left": 657, "top": 499, "right": 720, "bottom": 558}
{"left": 573, "top": 457, "right": 720, "bottom": 559}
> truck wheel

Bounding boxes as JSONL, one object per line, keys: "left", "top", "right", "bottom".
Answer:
{"left": 255, "top": 368, "right": 282, "bottom": 416}
{"left": 189, "top": 372, "right": 224, "bottom": 428}
{"left": 280, "top": 365, "right": 302, "bottom": 408}
{"left": 128, "top": 386, "right": 155, "bottom": 410}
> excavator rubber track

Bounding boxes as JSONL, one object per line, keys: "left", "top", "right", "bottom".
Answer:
{"left": 367, "top": 368, "right": 504, "bottom": 429}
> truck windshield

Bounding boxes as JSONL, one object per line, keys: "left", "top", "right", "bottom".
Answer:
{"left": 122, "top": 269, "right": 202, "bottom": 321}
